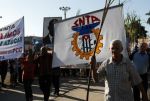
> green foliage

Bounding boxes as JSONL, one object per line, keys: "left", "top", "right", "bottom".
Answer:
{"left": 125, "top": 12, "right": 147, "bottom": 43}
{"left": 146, "top": 11, "right": 150, "bottom": 24}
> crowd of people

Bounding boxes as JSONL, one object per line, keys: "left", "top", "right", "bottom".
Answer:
{"left": 0, "top": 59, "right": 22, "bottom": 88}
{"left": 0, "top": 45, "right": 89, "bottom": 101}
{"left": 0, "top": 46, "right": 61, "bottom": 101}
{"left": 0, "top": 40, "right": 150, "bottom": 101}
{"left": 1, "top": 18, "right": 150, "bottom": 101}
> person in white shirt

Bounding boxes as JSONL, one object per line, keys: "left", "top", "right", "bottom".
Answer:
{"left": 91, "top": 39, "right": 148, "bottom": 101}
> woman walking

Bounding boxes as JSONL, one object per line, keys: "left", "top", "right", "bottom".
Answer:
{"left": 22, "top": 50, "right": 36, "bottom": 101}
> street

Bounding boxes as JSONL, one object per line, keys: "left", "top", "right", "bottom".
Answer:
{"left": 0, "top": 72, "right": 104, "bottom": 101}
{"left": 1, "top": 72, "right": 150, "bottom": 101}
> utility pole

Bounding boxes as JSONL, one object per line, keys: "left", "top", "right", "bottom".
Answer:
{"left": 59, "top": 6, "right": 71, "bottom": 19}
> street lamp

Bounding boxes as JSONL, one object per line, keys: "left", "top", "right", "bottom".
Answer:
{"left": 59, "top": 6, "right": 71, "bottom": 19}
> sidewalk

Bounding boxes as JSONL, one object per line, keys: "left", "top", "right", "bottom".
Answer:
{"left": 0, "top": 72, "right": 104, "bottom": 101}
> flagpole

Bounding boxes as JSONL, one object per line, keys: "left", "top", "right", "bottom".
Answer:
{"left": 86, "top": 0, "right": 114, "bottom": 101}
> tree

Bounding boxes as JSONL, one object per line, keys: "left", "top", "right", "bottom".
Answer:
{"left": 146, "top": 11, "right": 150, "bottom": 25}
{"left": 125, "top": 12, "right": 147, "bottom": 45}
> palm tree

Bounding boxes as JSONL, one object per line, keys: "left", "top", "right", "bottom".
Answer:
{"left": 125, "top": 12, "right": 147, "bottom": 47}
{"left": 125, "top": 12, "right": 140, "bottom": 43}
{"left": 146, "top": 11, "right": 150, "bottom": 24}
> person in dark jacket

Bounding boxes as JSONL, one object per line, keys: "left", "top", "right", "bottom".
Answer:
{"left": 52, "top": 67, "right": 60, "bottom": 96}
{"left": 0, "top": 60, "right": 8, "bottom": 87}
{"left": 36, "top": 46, "right": 52, "bottom": 101}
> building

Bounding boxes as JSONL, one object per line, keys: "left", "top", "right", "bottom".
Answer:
{"left": 24, "top": 36, "right": 43, "bottom": 54}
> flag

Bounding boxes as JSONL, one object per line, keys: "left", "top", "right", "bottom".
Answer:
{"left": 0, "top": 17, "right": 24, "bottom": 61}
{"left": 53, "top": 5, "right": 127, "bottom": 67}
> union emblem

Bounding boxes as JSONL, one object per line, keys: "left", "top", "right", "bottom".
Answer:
{"left": 71, "top": 15, "right": 103, "bottom": 60}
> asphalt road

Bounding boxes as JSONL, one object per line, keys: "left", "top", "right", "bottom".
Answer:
{"left": 1, "top": 72, "right": 150, "bottom": 101}
{"left": 0, "top": 72, "right": 104, "bottom": 101}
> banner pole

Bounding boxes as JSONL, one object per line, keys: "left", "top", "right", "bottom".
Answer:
{"left": 86, "top": 0, "right": 114, "bottom": 101}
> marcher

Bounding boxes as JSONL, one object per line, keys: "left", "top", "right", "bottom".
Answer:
{"left": 91, "top": 39, "right": 148, "bottom": 101}
{"left": 17, "top": 58, "right": 23, "bottom": 84}
{"left": 52, "top": 67, "right": 60, "bottom": 96}
{"left": 43, "top": 18, "right": 61, "bottom": 97}
{"left": 22, "top": 49, "right": 35, "bottom": 101}
{"left": 130, "top": 42, "right": 149, "bottom": 101}
{"left": 36, "top": 46, "right": 52, "bottom": 101}
{"left": 9, "top": 59, "right": 16, "bottom": 87}
{"left": 12, "top": 59, "right": 19, "bottom": 87}
{"left": 0, "top": 60, "right": 8, "bottom": 87}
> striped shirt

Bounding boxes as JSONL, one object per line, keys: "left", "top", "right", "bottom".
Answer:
{"left": 97, "top": 56, "right": 142, "bottom": 101}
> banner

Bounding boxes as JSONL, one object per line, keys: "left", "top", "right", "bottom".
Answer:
{"left": 0, "top": 17, "right": 24, "bottom": 61}
{"left": 53, "top": 5, "right": 127, "bottom": 67}
{"left": 43, "top": 17, "right": 62, "bottom": 45}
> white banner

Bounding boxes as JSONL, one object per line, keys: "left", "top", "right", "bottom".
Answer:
{"left": 0, "top": 17, "right": 24, "bottom": 61}
{"left": 53, "top": 5, "right": 127, "bottom": 67}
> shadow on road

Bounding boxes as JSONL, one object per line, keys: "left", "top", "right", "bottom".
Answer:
{"left": 0, "top": 77, "right": 104, "bottom": 101}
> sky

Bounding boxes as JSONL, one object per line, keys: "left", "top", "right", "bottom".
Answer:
{"left": 0, "top": 0, "right": 149, "bottom": 37}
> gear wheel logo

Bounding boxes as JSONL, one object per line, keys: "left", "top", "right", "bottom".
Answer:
{"left": 71, "top": 15, "right": 103, "bottom": 60}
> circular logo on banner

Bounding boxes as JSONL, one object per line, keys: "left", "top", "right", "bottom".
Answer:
{"left": 71, "top": 15, "right": 103, "bottom": 60}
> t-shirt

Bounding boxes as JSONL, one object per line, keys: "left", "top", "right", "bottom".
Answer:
{"left": 22, "top": 61, "right": 35, "bottom": 80}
